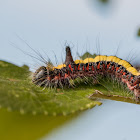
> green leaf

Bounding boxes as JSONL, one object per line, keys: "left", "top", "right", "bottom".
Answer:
{"left": 0, "top": 60, "right": 101, "bottom": 116}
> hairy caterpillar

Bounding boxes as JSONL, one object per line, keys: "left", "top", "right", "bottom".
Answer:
{"left": 32, "top": 46, "right": 140, "bottom": 101}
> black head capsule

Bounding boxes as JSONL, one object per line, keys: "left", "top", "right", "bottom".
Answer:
{"left": 33, "top": 66, "right": 46, "bottom": 80}
{"left": 32, "top": 66, "right": 48, "bottom": 85}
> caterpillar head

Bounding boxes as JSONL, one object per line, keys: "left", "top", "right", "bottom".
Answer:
{"left": 32, "top": 66, "right": 47, "bottom": 85}
{"left": 32, "top": 66, "right": 54, "bottom": 86}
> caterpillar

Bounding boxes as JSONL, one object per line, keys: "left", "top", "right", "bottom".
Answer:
{"left": 32, "top": 46, "right": 140, "bottom": 101}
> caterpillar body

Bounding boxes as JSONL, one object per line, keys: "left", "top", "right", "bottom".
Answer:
{"left": 32, "top": 46, "right": 140, "bottom": 101}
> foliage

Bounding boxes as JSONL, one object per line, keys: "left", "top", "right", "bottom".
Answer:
{"left": 79, "top": 52, "right": 97, "bottom": 60}
{"left": 0, "top": 59, "right": 138, "bottom": 117}
{"left": 0, "top": 60, "right": 101, "bottom": 116}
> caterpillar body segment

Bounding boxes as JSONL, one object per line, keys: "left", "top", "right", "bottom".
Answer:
{"left": 32, "top": 46, "right": 140, "bottom": 101}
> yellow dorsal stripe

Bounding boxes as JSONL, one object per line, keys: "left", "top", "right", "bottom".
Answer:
{"left": 118, "top": 60, "right": 131, "bottom": 69}
{"left": 100, "top": 55, "right": 107, "bottom": 61}
{"left": 136, "top": 72, "right": 140, "bottom": 76}
{"left": 52, "top": 55, "right": 139, "bottom": 76}
{"left": 106, "top": 56, "right": 115, "bottom": 62}
{"left": 126, "top": 67, "right": 138, "bottom": 75}
{"left": 74, "top": 59, "right": 84, "bottom": 64}
{"left": 83, "top": 58, "right": 95, "bottom": 63}
{"left": 94, "top": 56, "right": 100, "bottom": 62}
{"left": 112, "top": 56, "right": 121, "bottom": 63}
{"left": 53, "top": 64, "right": 66, "bottom": 70}
{"left": 93, "top": 55, "right": 107, "bottom": 62}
